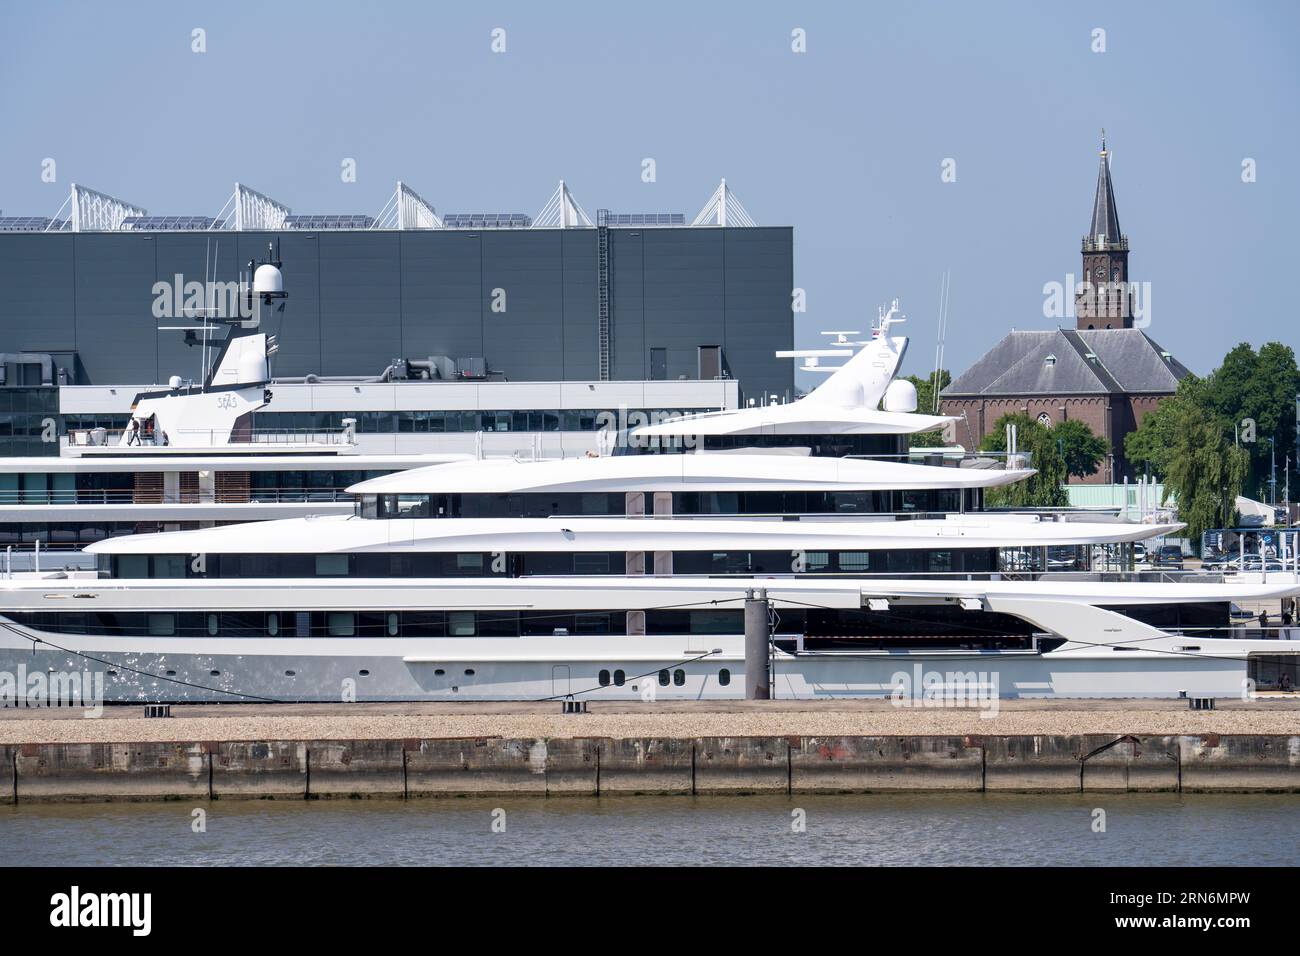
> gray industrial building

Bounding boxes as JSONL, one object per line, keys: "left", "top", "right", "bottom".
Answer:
{"left": 0, "top": 181, "right": 793, "bottom": 399}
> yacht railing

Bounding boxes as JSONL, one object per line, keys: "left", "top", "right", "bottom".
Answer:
{"left": 65, "top": 427, "right": 354, "bottom": 448}
{"left": 0, "top": 488, "right": 357, "bottom": 506}
{"left": 843, "top": 450, "right": 1033, "bottom": 470}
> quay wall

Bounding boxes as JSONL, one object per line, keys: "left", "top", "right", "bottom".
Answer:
{"left": 4, "top": 734, "right": 1300, "bottom": 802}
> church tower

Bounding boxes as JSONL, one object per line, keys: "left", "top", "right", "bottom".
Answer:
{"left": 1075, "top": 135, "right": 1132, "bottom": 329}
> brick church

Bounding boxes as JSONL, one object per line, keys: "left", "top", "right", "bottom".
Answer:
{"left": 941, "top": 138, "right": 1190, "bottom": 483}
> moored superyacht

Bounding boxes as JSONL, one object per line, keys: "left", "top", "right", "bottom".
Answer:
{"left": 1, "top": 304, "right": 1296, "bottom": 702}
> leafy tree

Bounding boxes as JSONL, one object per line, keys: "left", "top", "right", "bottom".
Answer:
{"left": 1124, "top": 392, "right": 1181, "bottom": 480}
{"left": 979, "top": 413, "right": 1068, "bottom": 507}
{"left": 1124, "top": 373, "right": 1248, "bottom": 542}
{"left": 904, "top": 370, "right": 950, "bottom": 448}
{"left": 1210, "top": 342, "right": 1300, "bottom": 499}
{"left": 1160, "top": 393, "right": 1249, "bottom": 543}
{"left": 1051, "top": 419, "right": 1108, "bottom": 479}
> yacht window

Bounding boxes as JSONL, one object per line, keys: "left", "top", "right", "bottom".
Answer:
{"left": 839, "top": 552, "right": 871, "bottom": 572}
{"left": 598, "top": 669, "right": 611, "bottom": 687}
{"left": 658, "top": 669, "right": 670, "bottom": 686}
{"left": 147, "top": 613, "right": 176, "bottom": 636}
{"left": 359, "top": 495, "right": 379, "bottom": 520}
{"left": 802, "top": 551, "right": 831, "bottom": 572}
{"left": 316, "top": 554, "right": 350, "bottom": 576}
{"left": 396, "top": 495, "right": 428, "bottom": 517}
{"left": 455, "top": 553, "right": 484, "bottom": 573}
{"left": 267, "top": 612, "right": 280, "bottom": 637}
{"left": 718, "top": 668, "right": 731, "bottom": 687}
{"left": 573, "top": 553, "right": 610, "bottom": 574}
{"left": 448, "top": 611, "right": 476, "bottom": 636}
{"left": 673, "top": 669, "right": 685, "bottom": 686}
{"left": 386, "top": 612, "right": 400, "bottom": 636}
{"left": 327, "top": 612, "right": 356, "bottom": 637}
{"left": 206, "top": 613, "right": 219, "bottom": 636}
{"left": 613, "top": 669, "right": 626, "bottom": 686}
{"left": 118, "top": 555, "right": 149, "bottom": 578}
{"left": 152, "top": 555, "right": 186, "bottom": 578}
{"left": 690, "top": 610, "right": 740, "bottom": 634}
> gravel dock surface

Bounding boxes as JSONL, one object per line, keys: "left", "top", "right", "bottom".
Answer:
{"left": 2, "top": 698, "right": 1299, "bottom": 743}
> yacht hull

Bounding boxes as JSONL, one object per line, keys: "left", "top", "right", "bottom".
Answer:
{"left": 0, "top": 630, "right": 1283, "bottom": 704}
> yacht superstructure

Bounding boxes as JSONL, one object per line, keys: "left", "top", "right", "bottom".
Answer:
{"left": 2, "top": 302, "right": 1296, "bottom": 702}
{"left": 0, "top": 245, "right": 464, "bottom": 571}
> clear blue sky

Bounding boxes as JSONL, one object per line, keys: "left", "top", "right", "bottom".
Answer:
{"left": 2, "top": 0, "right": 1296, "bottom": 386}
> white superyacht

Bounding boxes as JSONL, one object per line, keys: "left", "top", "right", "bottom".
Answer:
{"left": 1, "top": 304, "right": 1296, "bottom": 702}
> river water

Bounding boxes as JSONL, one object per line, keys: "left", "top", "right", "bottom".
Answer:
{"left": 3, "top": 793, "right": 1298, "bottom": 866}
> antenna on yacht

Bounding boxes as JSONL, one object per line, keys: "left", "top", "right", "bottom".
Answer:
{"left": 931, "top": 271, "right": 951, "bottom": 414}
{"left": 876, "top": 299, "right": 905, "bottom": 338}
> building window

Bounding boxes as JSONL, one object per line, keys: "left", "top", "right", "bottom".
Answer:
{"left": 1036, "top": 412, "right": 1052, "bottom": 428}
{"left": 649, "top": 348, "right": 667, "bottom": 381}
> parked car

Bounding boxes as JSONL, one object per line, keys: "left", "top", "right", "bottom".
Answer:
{"left": 1238, "top": 555, "right": 1285, "bottom": 573}
{"left": 1201, "top": 552, "right": 1228, "bottom": 571}
{"left": 1153, "top": 545, "right": 1185, "bottom": 570}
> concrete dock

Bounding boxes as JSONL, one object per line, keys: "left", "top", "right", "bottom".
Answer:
{"left": 2, "top": 699, "right": 1299, "bottom": 801}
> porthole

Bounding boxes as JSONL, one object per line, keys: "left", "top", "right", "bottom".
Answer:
{"left": 267, "top": 612, "right": 279, "bottom": 637}
{"left": 613, "top": 669, "right": 625, "bottom": 686}
{"left": 658, "top": 669, "right": 669, "bottom": 686}
{"left": 209, "top": 670, "right": 220, "bottom": 677}
{"left": 358, "top": 669, "right": 370, "bottom": 676}
{"left": 673, "top": 669, "right": 685, "bottom": 686}
{"left": 718, "top": 668, "right": 731, "bottom": 687}
{"left": 386, "top": 612, "right": 399, "bottom": 636}
{"left": 206, "top": 613, "right": 219, "bottom": 636}
{"left": 598, "top": 669, "right": 611, "bottom": 687}
{"left": 107, "top": 670, "right": 118, "bottom": 677}
{"left": 434, "top": 669, "right": 445, "bottom": 676}
{"left": 165, "top": 670, "right": 177, "bottom": 677}
{"left": 285, "top": 670, "right": 296, "bottom": 677}
{"left": 464, "top": 668, "right": 475, "bottom": 676}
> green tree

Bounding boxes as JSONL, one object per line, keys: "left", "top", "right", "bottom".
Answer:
{"left": 979, "top": 413, "right": 1068, "bottom": 507}
{"left": 1124, "top": 373, "right": 1248, "bottom": 542}
{"left": 903, "top": 370, "right": 951, "bottom": 448}
{"left": 1124, "top": 391, "right": 1181, "bottom": 480}
{"left": 1161, "top": 395, "right": 1249, "bottom": 543}
{"left": 1200, "top": 342, "right": 1299, "bottom": 499}
{"left": 1051, "top": 419, "right": 1108, "bottom": 480}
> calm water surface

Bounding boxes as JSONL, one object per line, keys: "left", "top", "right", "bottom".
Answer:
{"left": 3, "top": 793, "right": 1297, "bottom": 866}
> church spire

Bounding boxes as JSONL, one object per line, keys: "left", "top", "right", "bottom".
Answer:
{"left": 1088, "top": 131, "right": 1123, "bottom": 246}
{"left": 1076, "top": 132, "right": 1132, "bottom": 330}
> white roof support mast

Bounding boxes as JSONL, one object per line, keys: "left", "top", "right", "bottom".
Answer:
{"left": 45, "top": 184, "right": 147, "bottom": 232}
{"left": 532, "top": 180, "right": 593, "bottom": 228}
{"left": 372, "top": 181, "right": 442, "bottom": 229}
{"left": 692, "top": 179, "right": 756, "bottom": 227}
{"left": 211, "top": 183, "right": 291, "bottom": 231}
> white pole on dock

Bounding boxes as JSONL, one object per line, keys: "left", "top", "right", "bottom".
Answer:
{"left": 744, "top": 588, "right": 770, "bottom": 700}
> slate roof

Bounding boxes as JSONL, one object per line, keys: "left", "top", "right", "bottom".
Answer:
{"left": 1089, "top": 147, "right": 1123, "bottom": 243}
{"left": 944, "top": 329, "right": 1190, "bottom": 397}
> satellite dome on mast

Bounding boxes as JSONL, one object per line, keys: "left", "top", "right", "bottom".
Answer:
{"left": 252, "top": 263, "right": 283, "bottom": 295}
